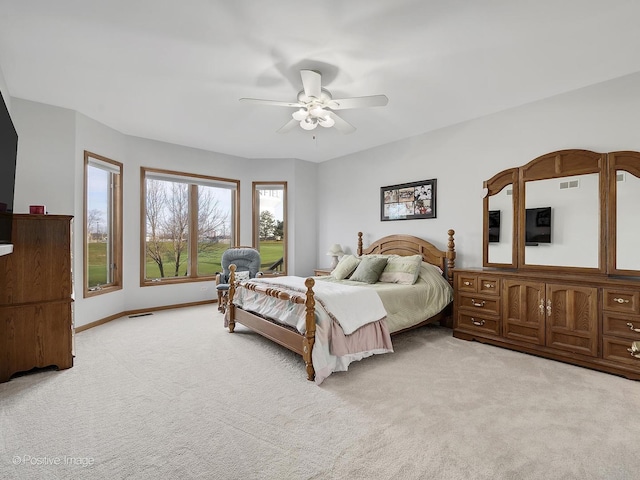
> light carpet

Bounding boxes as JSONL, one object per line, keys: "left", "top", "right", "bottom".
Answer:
{"left": 1, "top": 304, "right": 640, "bottom": 479}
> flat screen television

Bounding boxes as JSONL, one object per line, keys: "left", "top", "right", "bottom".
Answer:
{"left": 525, "top": 207, "right": 551, "bottom": 245}
{"left": 0, "top": 90, "right": 17, "bottom": 248}
{"left": 488, "top": 210, "right": 500, "bottom": 243}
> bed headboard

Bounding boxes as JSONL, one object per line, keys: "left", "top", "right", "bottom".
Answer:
{"left": 356, "top": 230, "right": 456, "bottom": 285}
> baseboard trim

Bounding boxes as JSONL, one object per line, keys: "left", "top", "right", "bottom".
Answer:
{"left": 75, "top": 299, "right": 216, "bottom": 333}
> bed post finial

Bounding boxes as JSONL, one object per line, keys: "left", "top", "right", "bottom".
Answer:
{"left": 357, "top": 232, "right": 363, "bottom": 256}
{"left": 303, "top": 277, "right": 316, "bottom": 381}
{"left": 446, "top": 229, "right": 456, "bottom": 285}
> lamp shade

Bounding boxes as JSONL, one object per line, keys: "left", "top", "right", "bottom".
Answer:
{"left": 318, "top": 114, "right": 335, "bottom": 128}
{"left": 292, "top": 108, "right": 308, "bottom": 121}
{"left": 300, "top": 117, "right": 318, "bottom": 130}
{"left": 326, "top": 243, "right": 344, "bottom": 256}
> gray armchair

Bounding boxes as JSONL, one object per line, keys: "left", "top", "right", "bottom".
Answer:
{"left": 215, "top": 247, "right": 261, "bottom": 312}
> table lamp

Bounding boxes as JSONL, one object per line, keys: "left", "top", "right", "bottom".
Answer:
{"left": 326, "top": 243, "right": 345, "bottom": 269}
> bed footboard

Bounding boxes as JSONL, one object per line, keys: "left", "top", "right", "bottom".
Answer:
{"left": 227, "top": 265, "right": 317, "bottom": 381}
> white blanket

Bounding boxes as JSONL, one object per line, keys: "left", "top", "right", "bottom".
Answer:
{"left": 247, "top": 276, "right": 387, "bottom": 334}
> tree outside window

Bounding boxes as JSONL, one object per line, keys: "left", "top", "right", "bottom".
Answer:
{"left": 141, "top": 168, "right": 238, "bottom": 284}
{"left": 253, "top": 182, "right": 287, "bottom": 274}
{"left": 84, "top": 151, "right": 122, "bottom": 296}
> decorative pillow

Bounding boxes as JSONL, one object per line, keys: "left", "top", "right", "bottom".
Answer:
{"left": 330, "top": 255, "right": 360, "bottom": 280}
{"left": 379, "top": 254, "right": 422, "bottom": 285}
{"left": 418, "top": 262, "right": 445, "bottom": 282}
{"left": 234, "top": 270, "right": 251, "bottom": 282}
{"left": 349, "top": 256, "right": 388, "bottom": 284}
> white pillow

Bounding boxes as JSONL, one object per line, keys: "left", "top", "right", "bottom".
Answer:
{"left": 417, "top": 262, "right": 445, "bottom": 283}
{"left": 330, "top": 255, "right": 360, "bottom": 280}
{"left": 234, "top": 271, "right": 250, "bottom": 282}
{"left": 378, "top": 254, "right": 422, "bottom": 285}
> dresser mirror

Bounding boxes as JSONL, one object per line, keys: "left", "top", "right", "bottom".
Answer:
{"left": 609, "top": 151, "right": 640, "bottom": 275}
{"left": 483, "top": 168, "right": 517, "bottom": 268}
{"left": 614, "top": 171, "right": 640, "bottom": 270}
{"left": 523, "top": 173, "right": 600, "bottom": 269}
{"left": 483, "top": 149, "right": 606, "bottom": 273}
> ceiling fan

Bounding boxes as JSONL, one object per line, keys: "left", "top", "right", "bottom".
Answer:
{"left": 240, "top": 70, "right": 388, "bottom": 134}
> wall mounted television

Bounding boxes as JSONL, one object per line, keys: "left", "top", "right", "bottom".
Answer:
{"left": 525, "top": 207, "right": 551, "bottom": 245}
{"left": 488, "top": 210, "right": 500, "bottom": 243}
{"left": 0, "top": 90, "right": 18, "bottom": 249}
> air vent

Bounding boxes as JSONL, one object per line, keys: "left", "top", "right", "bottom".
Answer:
{"left": 128, "top": 312, "right": 154, "bottom": 318}
{"left": 506, "top": 189, "right": 513, "bottom": 196}
{"left": 617, "top": 172, "right": 625, "bottom": 182}
{"left": 559, "top": 180, "right": 579, "bottom": 189}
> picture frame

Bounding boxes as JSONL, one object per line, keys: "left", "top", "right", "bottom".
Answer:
{"left": 380, "top": 179, "right": 436, "bottom": 221}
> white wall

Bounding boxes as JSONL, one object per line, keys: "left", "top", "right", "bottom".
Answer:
{"left": 10, "top": 99, "right": 318, "bottom": 327}
{"left": 0, "top": 65, "right": 9, "bottom": 113}
{"left": 12, "top": 99, "right": 76, "bottom": 215}
{"left": 317, "top": 71, "right": 640, "bottom": 269}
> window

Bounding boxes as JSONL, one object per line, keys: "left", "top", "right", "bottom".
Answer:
{"left": 253, "top": 182, "right": 287, "bottom": 274}
{"left": 84, "top": 151, "right": 123, "bottom": 297}
{"left": 141, "top": 168, "right": 239, "bottom": 285}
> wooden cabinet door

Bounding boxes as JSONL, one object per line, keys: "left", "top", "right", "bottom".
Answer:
{"left": 502, "top": 280, "right": 545, "bottom": 345}
{"left": 545, "top": 284, "right": 598, "bottom": 357}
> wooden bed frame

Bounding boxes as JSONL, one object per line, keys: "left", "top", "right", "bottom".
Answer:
{"left": 226, "top": 230, "right": 456, "bottom": 381}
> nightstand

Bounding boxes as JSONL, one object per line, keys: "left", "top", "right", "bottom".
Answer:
{"left": 314, "top": 268, "right": 332, "bottom": 276}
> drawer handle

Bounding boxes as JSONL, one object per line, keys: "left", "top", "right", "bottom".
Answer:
{"left": 627, "top": 322, "right": 640, "bottom": 333}
{"left": 471, "top": 299, "right": 485, "bottom": 307}
{"left": 483, "top": 283, "right": 494, "bottom": 288}
{"left": 463, "top": 281, "right": 472, "bottom": 286}
{"left": 614, "top": 297, "right": 630, "bottom": 304}
{"left": 471, "top": 318, "right": 485, "bottom": 326}
{"left": 627, "top": 348, "right": 640, "bottom": 359}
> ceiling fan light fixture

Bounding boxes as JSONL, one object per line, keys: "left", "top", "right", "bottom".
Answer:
{"left": 310, "top": 105, "right": 325, "bottom": 117}
{"left": 292, "top": 108, "right": 308, "bottom": 121}
{"left": 318, "top": 115, "right": 335, "bottom": 128}
{"left": 300, "top": 117, "right": 318, "bottom": 130}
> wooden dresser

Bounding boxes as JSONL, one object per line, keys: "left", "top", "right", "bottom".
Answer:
{"left": 453, "top": 269, "right": 640, "bottom": 379}
{"left": 0, "top": 214, "right": 74, "bottom": 383}
{"left": 455, "top": 149, "right": 640, "bottom": 380}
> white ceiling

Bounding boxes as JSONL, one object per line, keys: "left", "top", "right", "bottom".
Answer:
{"left": 1, "top": 0, "right": 640, "bottom": 163}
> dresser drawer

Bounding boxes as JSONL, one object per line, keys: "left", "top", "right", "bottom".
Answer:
{"left": 478, "top": 276, "right": 500, "bottom": 296}
{"left": 603, "top": 288, "right": 640, "bottom": 314}
{"left": 456, "top": 312, "right": 500, "bottom": 336}
{"left": 602, "top": 336, "right": 640, "bottom": 369}
{"left": 457, "top": 274, "right": 479, "bottom": 293}
{"left": 603, "top": 312, "right": 640, "bottom": 340}
{"left": 457, "top": 293, "right": 500, "bottom": 315}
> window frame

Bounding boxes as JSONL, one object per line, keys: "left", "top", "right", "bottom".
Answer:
{"left": 83, "top": 151, "right": 123, "bottom": 298}
{"left": 252, "top": 181, "right": 287, "bottom": 275}
{"left": 140, "top": 167, "right": 240, "bottom": 286}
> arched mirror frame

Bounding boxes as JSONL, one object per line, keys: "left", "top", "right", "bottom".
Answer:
{"left": 483, "top": 168, "right": 518, "bottom": 268}
{"left": 608, "top": 151, "right": 640, "bottom": 276}
{"left": 483, "top": 149, "right": 608, "bottom": 274}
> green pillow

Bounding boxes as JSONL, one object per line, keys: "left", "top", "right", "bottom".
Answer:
{"left": 330, "top": 255, "right": 360, "bottom": 280}
{"left": 349, "top": 256, "right": 388, "bottom": 284}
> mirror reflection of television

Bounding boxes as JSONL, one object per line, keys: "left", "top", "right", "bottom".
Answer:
{"left": 525, "top": 207, "right": 551, "bottom": 245}
{"left": 0, "top": 90, "right": 18, "bottom": 247}
{"left": 488, "top": 210, "right": 500, "bottom": 243}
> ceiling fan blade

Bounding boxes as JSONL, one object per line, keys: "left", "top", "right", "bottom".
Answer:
{"left": 240, "top": 98, "right": 302, "bottom": 108}
{"left": 327, "top": 112, "right": 356, "bottom": 134}
{"left": 276, "top": 118, "right": 299, "bottom": 134}
{"left": 327, "top": 95, "right": 389, "bottom": 110}
{"left": 300, "top": 70, "right": 322, "bottom": 99}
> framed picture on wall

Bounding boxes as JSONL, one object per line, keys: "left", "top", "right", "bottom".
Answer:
{"left": 380, "top": 179, "right": 437, "bottom": 221}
